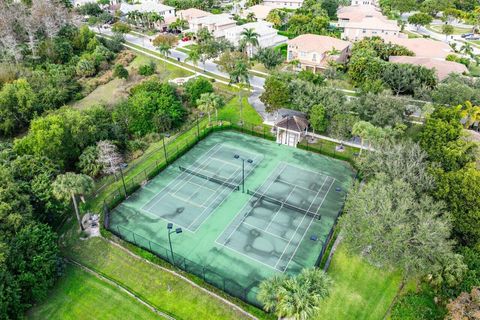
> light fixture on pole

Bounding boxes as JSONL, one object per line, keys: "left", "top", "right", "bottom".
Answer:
{"left": 233, "top": 154, "right": 253, "bottom": 193}
{"left": 167, "top": 223, "right": 182, "bottom": 265}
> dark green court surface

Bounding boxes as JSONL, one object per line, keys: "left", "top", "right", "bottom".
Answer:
{"left": 109, "top": 131, "right": 355, "bottom": 305}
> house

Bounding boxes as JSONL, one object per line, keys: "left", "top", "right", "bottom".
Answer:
{"left": 176, "top": 8, "right": 212, "bottom": 23}
{"left": 385, "top": 37, "right": 453, "bottom": 60}
{"left": 286, "top": 34, "right": 352, "bottom": 73}
{"left": 351, "top": 0, "right": 377, "bottom": 5}
{"left": 263, "top": 0, "right": 304, "bottom": 9}
{"left": 337, "top": 5, "right": 383, "bottom": 28}
{"left": 242, "top": 5, "right": 274, "bottom": 21}
{"left": 389, "top": 56, "right": 468, "bottom": 80}
{"left": 188, "top": 14, "right": 237, "bottom": 39}
{"left": 342, "top": 16, "right": 400, "bottom": 41}
{"left": 224, "top": 21, "right": 288, "bottom": 56}
{"left": 120, "top": 1, "right": 176, "bottom": 21}
{"left": 274, "top": 115, "right": 309, "bottom": 147}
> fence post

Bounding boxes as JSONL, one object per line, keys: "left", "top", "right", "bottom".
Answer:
{"left": 132, "top": 232, "right": 137, "bottom": 245}
{"left": 162, "top": 136, "right": 168, "bottom": 165}
{"left": 148, "top": 240, "right": 152, "bottom": 251}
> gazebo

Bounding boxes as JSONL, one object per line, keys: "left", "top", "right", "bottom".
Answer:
{"left": 274, "top": 115, "right": 309, "bottom": 147}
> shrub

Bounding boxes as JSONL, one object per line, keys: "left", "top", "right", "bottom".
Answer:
{"left": 76, "top": 58, "right": 96, "bottom": 77}
{"left": 138, "top": 62, "right": 156, "bottom": 76}
{"left": 113, "top": 64, "right": 129, "bottom": 79}
{"left": 390, "top": 286, "right": 446, "bottom": 320}
{"left": 183, "top": 77, "right": 214, "bottom": 106}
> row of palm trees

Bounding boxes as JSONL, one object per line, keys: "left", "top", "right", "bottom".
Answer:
{"left": 125, "top": 10, "right": 164, "bottom": 30}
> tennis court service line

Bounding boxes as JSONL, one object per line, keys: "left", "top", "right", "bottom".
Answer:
{"left": 273, "top": 174, "right": 329, "bottom": 270}
{"left": 214, "top": 163, "right": 289, "bottom": 269}
{"left": 141, "top": 144, "right": 222, "bottom": 212}
{"left": 281, "top": 177, "right": 336, "bottom": 272}
{"left": 242, "top": 221, "right": 291, "bottom": 242}
{"left": 264, "top": 186, "right": 298, "bottom": 233}
{"left": 187, "top": 152, "right": 264, "bottom": 232}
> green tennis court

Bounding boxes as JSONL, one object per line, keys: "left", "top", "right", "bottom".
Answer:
{"left": 108, "top": 131, "right": 355, "bottom": 306}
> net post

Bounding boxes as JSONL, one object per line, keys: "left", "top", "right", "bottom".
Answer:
{"left": 148, "top": 240, "right": 152, "bottom": 251}
{"left": 132, "top": 231, "right": 137, "bottom": 245}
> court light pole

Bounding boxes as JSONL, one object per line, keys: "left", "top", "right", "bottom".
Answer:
{"left": 234, "top": 155, "right": 253, "bottom": 193}
{"left": 167, "top": 223, "right": 182, "bottom": 265}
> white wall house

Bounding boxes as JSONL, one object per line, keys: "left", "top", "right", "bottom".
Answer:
{"left": 224, "top": 21, "right": 288, "bottom": 56}
{"left": 188, "top": 14, "right": 237, "bottom": 39}
{"left": 263, "top": 0, "right": 304, "bottom": 9}
{"left": 351, "top": 0, "right": 377, "bottom": 5}
{"left": 120, "top": 1, "right": 176, "bottom": 21}
{"left": 342, "top": 16, "right": 400, "bottom": 41}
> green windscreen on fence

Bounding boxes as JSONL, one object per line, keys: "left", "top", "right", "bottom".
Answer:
{"left": 108, "top": 130, "right": 355, "bottom": 307}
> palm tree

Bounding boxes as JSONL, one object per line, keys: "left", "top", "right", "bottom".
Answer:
{"left": 186, "top": 47, "right": 201, "bottom": 71}
{"left": 258, "top": 268, "right": 332, "bottom": 320}
{"left": 460, "top": 42, "right": 474, "bottom": 59}
{"left": 157, "top": 43, "right": 171, "bottom": 70}
{"left": 196, "top": 92, "right": 224, "bottom": 123}
{"left": 229, "top": 59, "right": 250, "bottom": 122}
{"left": 240, "top": 28, "right": 259, "bottom": 56}
{"left": 53, "top": 173, "right": 94, "bottom": 231}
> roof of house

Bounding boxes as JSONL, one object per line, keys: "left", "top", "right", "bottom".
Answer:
{"left": 177, "top": 8, "right": 211, "bottom": 20}
{"left": 225, "top": 21, "right": 276, "bottom": 36}
{"left": 263, "top": 0, "right": 304, "bottom": 3}
{"left": 243, "top": 4, "right": 274, "bottom": 20}
{"left": 191, "top": 13, "right": 235, "bottom": 26}
{"left": 337, "top": 5, "right": 382, "bottom": 22}
{"left": 120, "top": 2, "right": 174, "bottom": 14}
{"left": 384, "top": 37, "right": 453, "bottom": 59}
{"left": 389, "top": 56, "right": 468, "bottom": 80}
{"left": 275, "top": 115, "right": 309, "bottom": 132}
{"left": 288, "top": 34, "right": 351, "bottom": 53}
{"left": 344, "top": 16, "right": 400, "bottom": 31}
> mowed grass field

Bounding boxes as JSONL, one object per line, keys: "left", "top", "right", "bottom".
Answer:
{"left": 317, "top": 245, "right": 402, "bottom": 319}
{"left": 28, "top": 265, "right": 159, "bottom": 320}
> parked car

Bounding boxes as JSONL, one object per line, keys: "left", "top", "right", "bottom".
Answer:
{"left": 466, "top": 35, "right": 480, "bottom": 40}
{"left": 461, "top": 33, "right": 474, "bottom": 38}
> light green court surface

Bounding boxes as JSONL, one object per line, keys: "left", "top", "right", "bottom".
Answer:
{"left": 109, "top": 131, "right": 355, "bottom": 305}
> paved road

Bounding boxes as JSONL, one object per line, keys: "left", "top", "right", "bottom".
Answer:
{"left": 99, "top": 27, "right": 266, "bottom": 90}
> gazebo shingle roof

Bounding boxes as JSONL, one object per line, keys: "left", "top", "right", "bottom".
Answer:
{"left": 275, "top": 116, "right": 309, "bottom": 133}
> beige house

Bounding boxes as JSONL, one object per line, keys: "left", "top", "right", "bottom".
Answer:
{"left": 351, "top": 0, "right": 377, "bottom": 5}
{"left": 188, "top": 14, "right": 237, "bottom": 39}
{"left": 337, "top": 5, "right": 383, "bottom": 28}
{"left": 342, "top": 16, "right": 400, "bottom": 41}
{"left": 176, "top": 8, "right": 212, "bottom": 23}
{"left": 242, "top": 5, "right": 274, "bottom": 21}
{"left": 389, "top": 56, "right": 468, "bottom": 80}
{"left": 385, "top": 37, "right": 453, "bottom": 60}
{"left": 263, "top": 0, "right": 304, "bottom": 9}
{"left": 287, "top": 34, "right": 352, "bottom": 73}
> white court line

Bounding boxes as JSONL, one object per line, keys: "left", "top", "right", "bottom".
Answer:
{"left": 282, "top": 162, "right": 340, "bottom": 183}
{"left": 168, "top": 192, "right": 207, "bottom": 209}
{"left": 215, "top": 240, "right": 280, "bottom": 271}
{"left": 264, "top": 186, "right": 297, "bottom": 233}
{"left": 273, "top": 175, "right": 329, "bottom": 270}
{"left": 187, "top": 151, "right": 263, "bottom": 231}
{"left": 210, "top": 156, "right": 242, "bottom": 169}
{"left": 276, "top": 178, "right": 323, "bottom": 193}
{"left": 281, "top": 177, "right": 336, "bottom": 272}
{"left": 141, "top": 144, "right": 222, "bottom": 211}
{"left": 216, "top": 163, "right": 288, "bottom": 248}
{"left": 242, "top": 221, "right": 291, "bottom": 242}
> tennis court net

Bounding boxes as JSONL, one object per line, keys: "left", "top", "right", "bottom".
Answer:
{"left": 247, "top": 189, "right": 321, "bottom": 220}
{"left": 179, "top": 166, "right": 240, "bottom": 191}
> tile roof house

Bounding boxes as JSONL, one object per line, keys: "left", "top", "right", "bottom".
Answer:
{"left": 337, "top": 5, "right": 383, "bottom": 28}
{"left": 224, "top": 21, "right": 288, "bottom": 56}
{"left": 188, "top": 14, "right": 237, "bottom": 39}
{"left": 287, "top": 34, "right": 352, "bottom": 73}
{"left": 385, "top": 37, "right": 454, "bottom": 60}
{"left": 176, "top": 8, "right": 212, "bottom": 23}
{"left": 274, "top": 115, "right": 309, "bottom": 147}
{"left": 263, "top": 0, "right": 304, "bottom": 9}
{"left": 342, "top": 16, "right": 400, "bottom": 41}
{"left": 242, "top": 4, "right": 274, "bottom": 21}
{"left": 389, "top": 56, "right": 468, "bottom": 80}
{"left": 120, "top": 1, "right": 175, "bottom": 28}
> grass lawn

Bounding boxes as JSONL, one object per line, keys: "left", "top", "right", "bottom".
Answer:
{"left": 28, "top": 264, "right": 159, "bottom": 320}
{"left": 401, "top": 30, "right": 421, "bottom": 38}
{"left": 218, "top": 97, "right": 263, "bottom": 125}
{"left": 72, "top": 53, "right": 193, "bottom": 110}
{"left": 427, "top": 24, "right": 472, "bottom": 35}
{"left": 316, "top": 245, "right": 402, "bottom": 319}
{"left": 60, "top": 237, "right": 257, "bottom": 320}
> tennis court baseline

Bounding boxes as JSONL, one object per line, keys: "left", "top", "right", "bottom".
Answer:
{"left": 140, "top": 144, "right": 263, "bottom": 232}
{"left": 216, "top": 162, "right": 335, "bottom": 272}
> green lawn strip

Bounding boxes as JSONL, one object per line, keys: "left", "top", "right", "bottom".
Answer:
{"left": 218, "top": 97, "right": 264, "bottom": 125}
{"left": 299, "top": 137, "right": 360, "bottom": 163}
{"left": 27, "top": 264, "right": 160, "bottom": 320}
{"left": 62, "top": 237, "right": 260, "bottom": 320}
{"left": 317, "top": 245, "right": 402, "bottom": 320}
{"left": 427, "top": 24, "right": 472, "bottom": 35}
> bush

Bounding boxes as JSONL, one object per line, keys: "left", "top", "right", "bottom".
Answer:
{"left": 113, "top": 64, "right": 128, "bottom": 79}
{"left": 183, "top": 77, "right": 214, "bottom": 106}
{"left": 138, "top": 62, "right": 156, "bottom": 76}
{"left": 390, "top": 286, "right": 446, "bottom": 320}
{"left": 76, "top": 58, "right": 96, "bottom": 77}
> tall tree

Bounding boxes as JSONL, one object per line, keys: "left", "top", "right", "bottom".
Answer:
{"left": 239, "top": 28, "right": 259, "bottom": 56}
{"left": 52, "top": 173, "right": 94, "bottom": 231}
{"left": 196, "top": 92, "right": 224, "bottom": 123}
